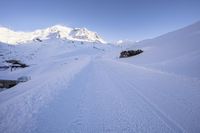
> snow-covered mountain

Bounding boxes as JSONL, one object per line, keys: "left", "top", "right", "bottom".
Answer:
{"left": 0, "top": 25, "right": 106, "bottom": 44}
{"left": 115, "top": 40, "right": 137, "bottom": 45}
{"left": 1, "top": 21, "right": 200, "bottom": 133}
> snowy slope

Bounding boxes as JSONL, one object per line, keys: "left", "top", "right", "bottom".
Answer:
{"left": 0, "top": 21, "right": 200, "bottom": 133}
{"left": 0, "top": 25, "right": 106, "bottom": 44}
{"left": 123, "top": 21, "right": 200, "bottom": 78}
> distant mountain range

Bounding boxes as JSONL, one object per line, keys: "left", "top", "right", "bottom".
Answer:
{"left": 0, "top": 25, "right": 106, "bottom": 45}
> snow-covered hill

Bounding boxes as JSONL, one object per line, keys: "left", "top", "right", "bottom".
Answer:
{"left": 124, "top": 21, "right": 200, "bottom": 78}
{"left": 0, "top": 25, "right": 106, "bottom": 44}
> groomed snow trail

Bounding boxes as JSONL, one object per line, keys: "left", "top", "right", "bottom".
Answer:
{"left": 29, "top": 58, "right": 199, "bottom": 133}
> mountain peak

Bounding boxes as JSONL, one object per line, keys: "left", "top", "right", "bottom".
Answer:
{"left": 0, "top": 25, "right": 106, "bottom": 45}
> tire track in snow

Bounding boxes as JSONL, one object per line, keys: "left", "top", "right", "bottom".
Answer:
{"left": 107, "top": 68, "right": 184, "bottom": 133}
{"left": 67, "top": 60, "right": 176, "bottom": 133}
{"left": 109, "top": 59, "right": 200, "bottom": 132}
{"left": 99, "top": 59, "right": 187, "bottom": 133}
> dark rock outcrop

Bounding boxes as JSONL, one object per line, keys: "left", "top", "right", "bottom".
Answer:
{"left": 34, "top": 38, "right": 42, "bottom": 42}
{"left": 5, "top": 59, "right": 29, "bottom": 71}
{"left": 0, "top": 76, "right": 30, "bottom": 89}
{"left": 120, "top": 49, "right": 143, "bottom": 58}
{"left": 0, "top": 80, "right": 19, "bottom": 88}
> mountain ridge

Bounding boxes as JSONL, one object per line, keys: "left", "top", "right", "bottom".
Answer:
{"left": 0, "top": 25, "right": 106, "bottom": 45}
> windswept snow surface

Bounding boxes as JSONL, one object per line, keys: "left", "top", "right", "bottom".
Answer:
{"left": 0, "top": 22, "right": 200, "bottom": 133}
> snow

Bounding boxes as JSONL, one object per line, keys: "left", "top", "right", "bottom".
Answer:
{"left": 0, "top": 21, "right": 200, "bottom": 133}
{"left": 0, "top": 25, "right": 106, "bottom": 45}
{"left": 115, "top": 40, "right": 137, "bottom": 45}
{"left": 123, "top": 21, "right": 200, "bottom": 79}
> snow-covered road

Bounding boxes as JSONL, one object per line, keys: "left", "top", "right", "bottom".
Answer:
{"left": 35, "top": 58, "right": 183, "bottom": 133}
{"left": 2, "top": 56, "right": 198, "bottom": 133}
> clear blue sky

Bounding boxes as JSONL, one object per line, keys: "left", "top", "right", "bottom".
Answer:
{"left": 0, "top": 0, "right": 200, "bottom": 42}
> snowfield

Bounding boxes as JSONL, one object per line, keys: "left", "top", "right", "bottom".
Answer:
{"left": 0, "top": 22, "right": 200, "bottom": 133}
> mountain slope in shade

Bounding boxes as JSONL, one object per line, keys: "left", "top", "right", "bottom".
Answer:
{"left": 0, "top": 25, "right": 106, "bottom": 45}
